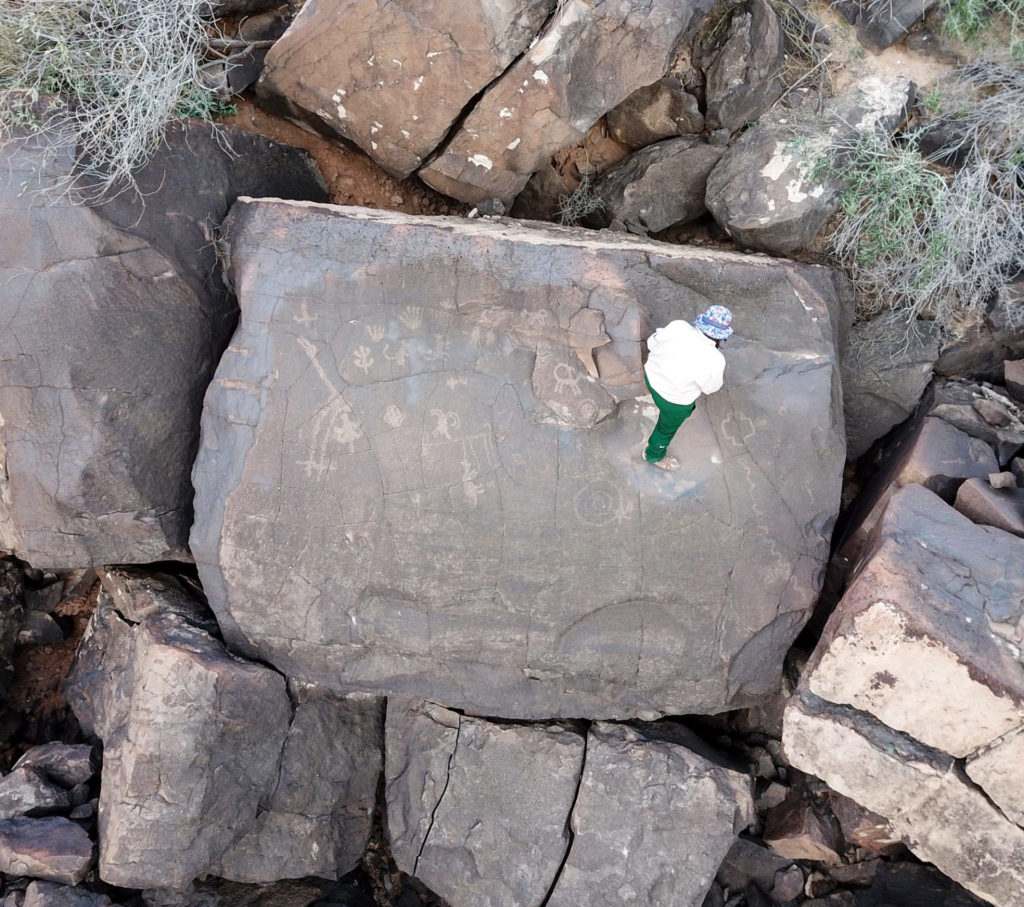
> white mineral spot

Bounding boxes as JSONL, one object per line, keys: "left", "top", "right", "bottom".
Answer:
{"left": 786, "top": 179, "right": 808, "bottom": 203}
{"left": 711, "top": 454, "right": 722, "bottom": 464}
{"left": 766, "top": 199, "right": 776, "bottom": 211}
{"left": 401, "top": 129, "right": 410, "bottom": 138}
{"left": 391, "top": 58, "right": 402, "bottom": 67}
{"left": 533, "top": 69, "right": 549, "bottom": 84}
{"left": 499, "top": 107, "right": 514, "bottom": 118}
{"left": 760, "top": 142, "right": 792, "bottom": 181}
{"left": 371, "top": 141, "right": 378, "bottom": 150}
{"left": 336, "top": 104, "right": 347, "bottom": 119}
{"left": 367, "top": 55, "right": 375, "bottom": 66}
{"left": 412, "top": 114, "right": 419, "bottom": 121}
{"left": 413, "top": 76, "right": 424, "bottom": 91}
{"left": 427, "top": 50, "right": 444, "bottom": 58}
{"left": 468, "top": 153, "right": 493, "bottom": 170}
{"left": 506, "top": 137, "right": 521, "bottom": 150}
{"left": 809, "top": 184, "right": 825, "bottom": 198}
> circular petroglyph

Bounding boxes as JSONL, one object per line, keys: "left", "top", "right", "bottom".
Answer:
{"left": 574, "top": 479, "right": 628, "bottom": 527}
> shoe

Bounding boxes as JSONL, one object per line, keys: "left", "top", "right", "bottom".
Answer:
{"left": 646, "top": 455, "right": 679, "bottom": 471}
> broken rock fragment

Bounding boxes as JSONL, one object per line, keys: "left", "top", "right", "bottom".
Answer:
{"left": 192, "top": 200, "right": 846, "bottom": 719}
{"left": 385, "top": 700, "right": 585, "bottom": 907}
{"left": 545, "top": 722, "right": 753, "bottom": 906}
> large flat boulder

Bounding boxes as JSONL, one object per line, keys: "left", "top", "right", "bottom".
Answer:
{"left": 257, "top": 0, "right": 556, "bottom": 179}
{"left": 419, "top": 0, "right": 715, "bottom": 206}
{"left": 0, "top": 128, "right": 325, "bottom": 569}
{"left": 191, "top": 200, "right": 847, "bottom": 719}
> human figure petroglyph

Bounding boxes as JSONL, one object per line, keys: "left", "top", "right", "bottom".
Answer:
{"left": 293, "top": 302, "right": 318, "bottom": 326}
{"left": 383, "top": 404, "right": 406, "bottom": 429}
{"left": 353, "top": 346, "right": 374, "bottom": 374}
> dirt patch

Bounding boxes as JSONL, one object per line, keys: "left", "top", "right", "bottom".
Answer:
{"left": 0, "top": 582, "right": 96, "bottom": 771}
{"left": 222, "top": 97, "right": 469, "bottom": 216}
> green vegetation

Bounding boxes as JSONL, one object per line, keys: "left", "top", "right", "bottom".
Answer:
{"left": 939, "top": 0, "right": 1024, "bottom": 58}
{"left": 820, "top": 63, "right": 1024, "bottom": 334}
{"left": 0, "top": 0, "right": 229, "bottom": 198}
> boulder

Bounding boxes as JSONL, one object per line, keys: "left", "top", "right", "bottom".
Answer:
{"left": 605, "top": 78, "right": 705, "bottom": 149}
{"left": 807, "top": 484, "right": 1024, "bottom": 759}
{"left": 1003, "top": 359, "right": 1024, "bottom": 404}
{"left": 716, "top": 837, "right": 796, "bottom": 898}
{"left": 257, "top": 0, "right": 557, "bottom": 179}
{"left": 385, "top": 700, "right": 585, "bottom": 906}
{"left": 850, "top": 862, "right": 991, "bottom": 907}
{"left": 12, "top": 744, "right": 97, "bottom": 790}
{"left": 702, "top": 0, "right": 786, "bottom": 134}
{"left": 192, "top": 199, "right": 847, "bottom": 719}
{"left": 832, "top": 0, "right": 938, "bottom": 50}
{"left": 926, "top": 381, "right": 1024, "bottom": 465}
{"left": 833, "top": 416, "right": 998, "bottom": 568}
{"left": 841, "top": 314, "right": 941, "bottom": 460}
{"left": 954, "top": 478, "right": 1024, "bottom": 537}
{"left": 545, "top": 722, "right": 753, "bottom": 906}
{"left": 829, "top": 793, "right": 904, "bottom": 857}
{"left": 589, "top": 137, "right": 724, "bottom": 234}
{"left": 0, "top": 816, "right": 94, "bottom": 886}
{"left": 0, "top": 767, "right": 72, "bottom": 820}
{"left": 420, "top": 0, "right": 716, "bottom": 206}
{"left": 213, "top": 685, "right": 384, "bottom": 883}
{"left": 64, "top": 577, "right": 292, "bottom": 889}
{"left": 0, "top": 127, "right": 326, "bottom": 569}
{"left": 784, "top": 694, "right": 1024, "bottom": 907}
{"left": 705, "top": 77, "right": 913, "bottom": 254}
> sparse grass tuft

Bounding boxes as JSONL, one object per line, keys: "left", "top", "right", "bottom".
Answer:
{"left": 939, "top": 0, "right": 1024, "bottom": 57}
{"left": 0, "top": 0, "right": 228, "bottom": 199}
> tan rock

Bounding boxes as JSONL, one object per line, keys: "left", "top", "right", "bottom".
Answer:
{"left": 784, "top": 694, "right": 1024, "bottom": 907}
{"left": 967, "top": 727, "right": 1024, "bottom": 828}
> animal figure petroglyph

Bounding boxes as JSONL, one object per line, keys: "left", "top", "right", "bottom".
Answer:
{"left": 552, "top": 362, "right": 583, "bottom": 397}
{"left": 430, "top": 409, "right": 460, "bottom": 440}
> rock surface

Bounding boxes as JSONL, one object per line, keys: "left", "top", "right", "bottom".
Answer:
{"left": 605, "top": 78, "right": 705, "bottom": 149}
{"left": 545, "top": 722, "right": 753, "bottom": 906}
{"left": 0, "top": 127, "right": 325, "bottom": 569}
{"left": 705, "top": 77, "right": 913, "bottom": 254}
{"left": 386, "top": 700, "right": 585, "bottom": 906}
{"left": 420, "top": 0, "right": 715, "bottom": 205}
{"left": 0, "top": 816, "right": 94, "bottom": 886}
{"left": 258, "top": 0, "right": 556, "bottom": 179}
{"left": 64, "top": 576, "right": 292, "bottom": 889}
{"left": 192, "top": 199, "right": 847, "bottom": 719}
{"left": 954, "top": 478, "right": 1024, "bottom": 537}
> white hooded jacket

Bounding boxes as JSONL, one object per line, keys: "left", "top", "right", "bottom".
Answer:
{"left": 644, "top": 319, "right": 725, "bottom": 405}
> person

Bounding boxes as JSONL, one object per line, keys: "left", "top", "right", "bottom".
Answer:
{"left": 641, "top": 305, "right": 733, "bottom": 471}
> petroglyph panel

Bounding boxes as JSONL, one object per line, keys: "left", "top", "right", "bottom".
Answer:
{"left": 191, "top": 201, "right": 846, "bottom": 718}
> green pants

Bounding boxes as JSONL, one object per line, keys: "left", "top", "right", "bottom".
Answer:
{"left": 644, "top": 373, "right": 695, "bottom": 463}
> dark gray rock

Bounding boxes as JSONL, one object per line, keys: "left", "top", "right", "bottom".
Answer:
{"left": 934, "top": 319, "right": 1012, "bottom": 382}
{"left": 420, "top": 0, "right": 717, "bottom": 205}
{"left": 23, "top": 881, "right": 113, "bottom": 907}
{"left": 954, "top": 478, "right": 1024, "bottom": 537}
{"left": 927, "top": 382, "right": 1024, "bottom": 465}
{"left": 13, "top": 744, "right": 97, "bottom": 790}
{"left": 545, "top": 722, "right": 753, "bottom": 906}
{"left": 0, "top": 767, "right": 72, "bottom": 820}
{"left": 1005, "top": 359, "right": 1024, "bottom": 403}
{"left": 832, "top": 0, "right": 938, "bottom": 50}
{"left": 63, "top": 578, "right": 291, "bottom": 890}
{"left": 590, "top": 137, "right": 724, "bottom": 234}
{"left": 192, "top": 200, "right": 846, "bottom": 719}
{"left": 716, "top": 837, "right": 795, "bottom": 894}
{"left": 0, "top": 816, "right": 94, "bottom": 885}
{"left": 0, "top": 561, "right": 24, "bottom": 697}
{"left": 258, "top": 0, "right": 557, "bottom": 179}
{"left": 605, "top": 78, "right": 705, "bottom": 148}
{"left": 841, "top": 314, "right": 941, "bottom": 460}
{"left": 703, "top": 0, "right": 786, "bottom": 133}
{"left": 213, "top": 685, "right": 384, "bottom": 884}
{"left": 0, "top": 126, "right": 326, "bottom": 569}
{"left": 385, "top": 700, "right": 585, "bottom": 907}
{"left": 706, "top": 77, "right": 913, "bottom": 254}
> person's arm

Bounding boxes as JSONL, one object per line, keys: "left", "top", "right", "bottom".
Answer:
{"left": 697, "top": 351, "right": 725, "bottom": 395}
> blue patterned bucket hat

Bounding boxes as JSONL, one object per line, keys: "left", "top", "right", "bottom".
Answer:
{"left": 694, "top": 305, "right": 734, "bottom": 341}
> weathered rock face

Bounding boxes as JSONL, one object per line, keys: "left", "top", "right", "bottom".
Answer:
{"left": 705, "top": 77, "right": 914, "bottom": 254}
{"left": 64, "top": 569, "right": 384, "bottom": 889}
{"left": 258, "top": 0, "right": 556, "bottom": 179}
{"left": 832, "top": 0, "right": 938, "bottom": 50}
{"left": 590, "top": 137, "right": 724, "bottom": 234}
{"left": 386, "top": 700, "right": 585, "bottom": 906}
{"left": 0, "top": 128, "right": 326, "bottom": 570}
{"left": 64, "top": 573, "right": 292, "bottom": 890}
{"left": 546, "top": 722, "right": 753, "bottom": 906}
{"left": 191, "top": 199, "right": 846, "bottom": 719}
{"left": 420, "top": 0, "right": 715, "bottom": 205}
{"left": 605, "top": 78, "right": 705, "bottom": 149}
{"left": 784, "top": 484, "right": 1024, "bottom": 906}
{"left": 841, "top": 314, "right": 942, "bottom": 460}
